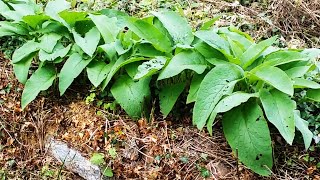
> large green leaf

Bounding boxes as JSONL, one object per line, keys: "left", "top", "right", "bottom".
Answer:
{"left": 260, "top": 89, "right": 295, "bottom": 145}
{"left": 195, "top": 30, "right": 231, "bottom": 58}
{"left": 101, "top": 56, "right": 146, "bottom": 90}
{"left": 158, "top": 51, "right": 207, "bottom": 80}
{"left": 285, "top": 66, "right": 311, "bottom": 78}
{"left": 134, "top": 56, "right": 166, "bottom": 80}
{"left": 72, "top": 27, "right": 100, "bottom": 57}
{"left": 44, "top": 0, "right": 71, "bottom": 23}
{"left": 86, "top": 61, "right": 112, "bottom": 87}
{"left": 215, "top": 92, "right": 258, "bottom": 113}
{"left": 39, "top": 43, "right": 71, "bottom": 61}
{"left": 59, "top": 11, "right": 87, "bottom": 27}
{"left": 251, "top": 65, "right": 293, "bottom": 96}
{"left": 21, "top": 65, "right": 56, "bottom": 109}
{"left": 13, "top": 54, "right": 34, "bottom": 84}
{"left": 186, "top": 74, "right": 205, "bottom": 104}
{"left": 194, "top": 41, "right": 226, "bottom": 60}
{"left": 306, "top": 89, "right": 320, "bottom": 102}
{"left": 223, "top": 101, "right": 273, "bottom": 176}
{"left": 134, "top": 43, "right": 165, "bottom": 57}
{"left": 241, "top": 36, "right": 277, "bottom": 69}
{"left": 193, "top": 63, "right": 243, "bottom": 129}
{"left": 206, "top": 92, "right": 258, "bottom": 135}
{"left": 152, "top": 11, "right": 193, "bottom": 45}
{"left": 262, "top": 50, "right": 308, "bottom": 67}
{"left": 59, "top": 53, "right": 92, "bottom": 95}
{"left": 89, "top": 14, "right": 119, "bottom": 44}
{"left": 292, "top": 78, "right": 320, "bottom": 89}
{"left": 0, "top": 22, "right": 28, "bottom": 35}
{"left": 12, "top": 40, "right": 39, "bottom": 63}
{"left": 127, "top": 19, "right": 172, "bottom": 53}
{"left": 159, "top": 82, "right": 186, "bottom": 117}
{"left": 111, "top": 75, "right": 151, "bottom": 118}
{"left": 294, "top": 110, "right": 313, "bottom": 150}
{"left": 40, "top": 33, "right": 62, "bottom": 53}
{"left": 23, "top": 14, "right": 50, "bottom": 29}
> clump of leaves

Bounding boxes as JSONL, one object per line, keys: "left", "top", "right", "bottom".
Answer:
{"left": 1, "top": 0, "right": 320, "bottom": 176}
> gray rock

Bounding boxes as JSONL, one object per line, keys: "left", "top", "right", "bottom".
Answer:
{"left": 46, "top": 138, "right": 102, "bottom": 180}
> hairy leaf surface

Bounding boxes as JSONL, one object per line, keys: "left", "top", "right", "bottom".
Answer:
{"left": 260, "top": 89, "right": 295, "bottom": 145}
{"left": 251, "top": 65, "right": 293, "bottom": 96}
{"left": 87, "top": 61, "right": 112, "bottom": 87}
{"left": 59, "top": 53, "right": 92, "bottom": 95}
{"left": 21, "top": 65, "right": 56, "bottom": 109}
{"left": 223, "top": 101, "right": 273, "bottom": 176}
{"left": 158, "top": 51, "right": 206, "bottom": 80}
{"left": 152, "top": 11, "right": 193, "bottom": 45}
{"left": 111, "top": 75, "right": 151, "bottom": 118}
{"left": 193, "top": 64, "right": 243, "bottom": 129}
{"left": 159, "top": 82, "right": 186, "bottom": 117}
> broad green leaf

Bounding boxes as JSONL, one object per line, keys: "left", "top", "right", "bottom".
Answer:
{"left": 39, "top": 43, "right": 71, "bottom": 61}
{"left": 100, "top": 8, "right": 129, "bottom": 29}
{"left": 158, "top": 51, "right": 207, "bottom": 80}
{"left": 159, "top": 82, "right": 186, "bottom": 117}
{"left": 227, "top": 37, "right": 243, "bottom": 59}
{"left": 89, "top": 14, "right": 119, "bottom": 43}
{"left": 219, "top": 27, "right": 253, "bottom": 49}
{"left": 195, "top": 30, "right": 231, "bottom": 58}
{"left": 45, "top": 0, "right": 71, "bottom": 23}
{"left": 301, "top": 48, "right": 320, "bottom": 61}
{"left": 251, "top": 65, "right": 293, "bottom": 96}
{"left": 12, "top": 40, "right": 39, "bottom": 63}
{"left": 72, "top": 27, "right": 100, "bottom": 57}
{"left": 294, "top": 110, "right": 313, "bottom": 150}
{"left": 134, "top": 56, "right": 166, "bottom": 79}
{"left": 0, "top": 28, "right": 15, "bottom": 37}
{"left": 152, "top": 11, "right": 193, "bottom": 45}
{"left": 285, "top": 66, "right": 311, "bottom": 78}
{"left": 59, "top": 10, "right": 87, "bottom": 27}
{"left": 23, "top": 14, "right": 50, "bottom": 29}
{"left": 206, "top": 92, "right": 258, "bottom": 134}
{"left": 293, "top": 78, "right": 320, "bottom": 89}
{"left": 40, "top": 33, "right": 62, "bottom": 53}
{"left": 262, "top": 50, "right": 308, "bottom": 67}
{"left": 59, "top": 53, "right": 92, "bottom": 95}
{"left": 101, "top": 56, "right": 146, "bottom": 90}
{"left": 99, "top": 43, "right": 117, "bottom": 61}
{"left": 241, "top": 36, "right": 277, "bottom": 69}
{"left": 9, "top": 2, "right": 38, "bottom": 16}
{"left": 127, "top": 19, "right": 172, "bottom": 52}
{"left": 21, "top": 65, "right": 56, "bottom": 109}
{"left": 111, "top": 75, "right": 151, "bottom": 119}
{"left": 306, "top": 89, "right": 320, "bottom": 102}
{"left": 0, "top": 1, "right": 9, "bottom": 13}
{"left": 223, "top": 101, "right": 272, "bottom": 176}
{"left": 134, "top": 43, "right": 165, "bottom": 57}
{"left": 214, "top": 92, "right": 258, "bottom": 113}
{"left": 194, "top": 41, "right": 226, "bottom": 60}
{"left": 187, "top": 74, "right": 205, "bottom": 104}
{"left": 193, "top": 64, "right": 243, "bottom": 129}
{"left": 13, "top": 54, "right": 34, "bottom": 84}
{"left": 86, "top": 61, "right": 112, "bottom": 87}
{"left": 0, "top": 22, "right": 28, "bottom": 35}
{"left": 90, "top": 153, "right": 104, "bottom": 165}
{"left": 103, "top": 167, "right": 113, "bottom": 177}
{"left": 260, "top": 89, "right": 295, "bottom": 145}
